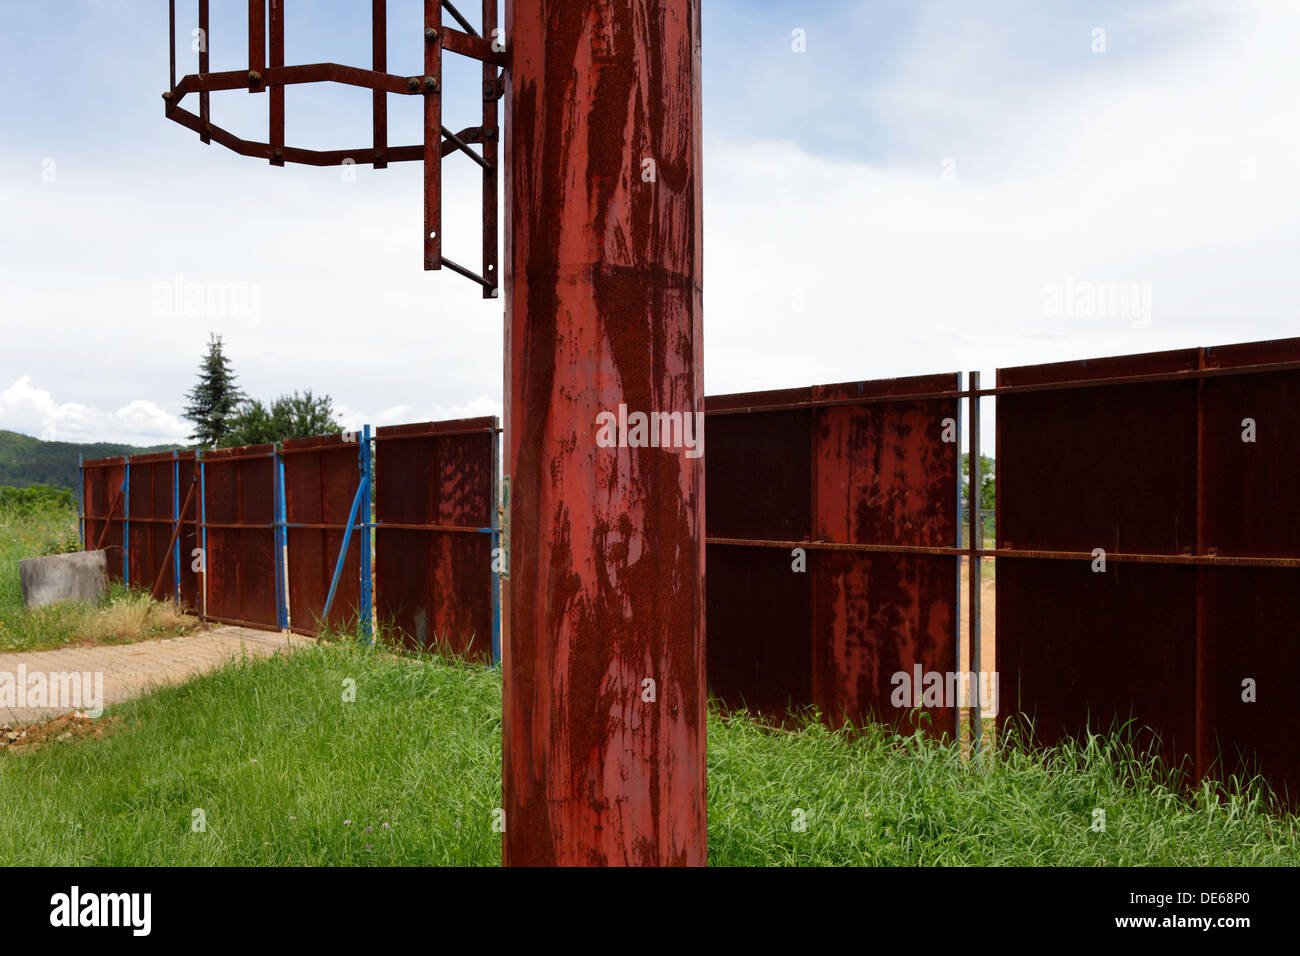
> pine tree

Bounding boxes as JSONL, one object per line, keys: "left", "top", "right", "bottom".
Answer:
{"left": 182, "top": 333, "right": 244, "bottom": 448}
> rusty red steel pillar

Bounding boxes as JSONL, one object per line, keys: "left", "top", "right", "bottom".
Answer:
{"left": 502, "top": 0, "right": 706, "bottom": 865}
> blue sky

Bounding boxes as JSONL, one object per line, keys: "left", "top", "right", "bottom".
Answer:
{"left": 1, "top": 0, "right": 1297, "bottom": 446}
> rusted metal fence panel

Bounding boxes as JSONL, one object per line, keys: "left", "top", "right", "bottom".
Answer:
{"left": 374, "top": 417, "right": 498, "bottom": 661}
{"left": 280, "top": 433, "right": 369, "bottom": 637}
{"left": 200, "top": 443, "right": 280, "bottom": 631}
{"left": 81, "top": 457, "right": 127, "bottom": 582}
{"left": 705, "top": 374, "right": 961, "bottom": 738}
{"left": 176, "top": 452, "right": 201, "bottom": 612}
{"left": 1197, "top": 338, "right": 1300, "bottom": 798}
{"left": 995, "top": 347, "right": 1201, "bottom": 767}
{"left": 122, "top": 450, "right": 198, "bottom": 605}
{"left": 79, "top": 419, "right": 490, "bottom": 646}
{"left": 996, "top": 337, "right": 1300, "bottom": 799}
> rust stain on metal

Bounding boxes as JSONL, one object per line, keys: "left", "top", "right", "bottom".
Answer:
{"left": 503, "top": 0, "right": 706, "bottom": 866}
{"left": 702, "top": 375, "right": 959, "bottom": 737}
{"left": 373, "top": 418, "right": 496, "bottom": 661}
{"left": 996, "top": 337, "right": 1300, "bottom": 802}
{"left": 282, "top": 434, "right": 362, "bottom": 635}
{"left": 201, "top": 444, "right": 279, "bottom": 630}
{"left": 82, "top": 458, "right": 127, "bottom": 580}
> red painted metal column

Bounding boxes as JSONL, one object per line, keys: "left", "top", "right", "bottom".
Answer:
{"left": 502, "top": 0, "right": 706, "bottom": 865}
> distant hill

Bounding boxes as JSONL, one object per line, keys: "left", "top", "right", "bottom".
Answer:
{"left": 0, "top": 430, "right": 186, "bottom": 492}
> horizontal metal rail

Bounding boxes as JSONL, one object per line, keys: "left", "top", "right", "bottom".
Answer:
{"left": 705, "top": 358, "right": 1300, "bottom": 417}
{"left": 200, "top": 613, "right": 285, "bottom": 633}
{"left": 706, "top": 536, "right": 963, "bottom": 557}
{"left": 992, "top": 547, "right": 1300, "bottom": 569}
{"left": 282, "top": 522, "right": 367, "bottom": 531}
{"left": 371, "top": 427, "right": 500, "bottom": 439}
{"left": 374, "top": 522, "right": 493, "bottom": 534}
{"left": 275, "top": 442, "right": 367, "bottom": 456}
{"left": 706, "top": 536, "right": 1300, "bottom": 569}
{"left": 199, "top": 450, "right": 277, "bottom": 463}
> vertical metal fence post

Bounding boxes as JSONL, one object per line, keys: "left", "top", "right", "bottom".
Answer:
{"left": 123, "top": 457, "right": 131, "bottom": 586}
{"left": 968, "top": 372, "right": 983, "bottom": 752}
{"left": 173, "top": 450, "right": 182, "bottom": 605}
{"left": 360, "top": 425, "right": 373, "bottom": 644}
{"left": 1193, "top": 348, "right": 1208, "bottom": 783}
{"left": 77, "top": 453, "right": 85, "bottom": 550}
{"left": 954, "top": 373, "right": 964, "bottom": 742}
{"left": 490, "top": 422, "right": 501, "bottom": 664}
{"left": 277, "top": 453, "right": 289, "bottom": 631}
{"left": 199, "top": 453, "right": 208, "bottom": 622}
{"left": 273, "top": 443, "right": 286, "bottom": 631}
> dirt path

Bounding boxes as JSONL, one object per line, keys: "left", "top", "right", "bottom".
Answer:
{"left": 958, "top": 561, "right": 996, "bottom": 718}
{"left": 0, "top": 626, "right": 309, "bottom": 724}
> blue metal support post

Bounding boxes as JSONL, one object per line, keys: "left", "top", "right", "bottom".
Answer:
{"left": 172, "top": 451, "right": 182, "bottom": 605}
{"left": 199, "top": 453, "right": 207, "bottom": 621}
{"left": 277, "top": 453, "right": 289, "bottom": 631}
{"left": 273, "top": 444, "right": 288, "bottom": 630}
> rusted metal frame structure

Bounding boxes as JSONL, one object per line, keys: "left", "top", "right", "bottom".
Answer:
{"left": 704, "top": 375, "right": 963, "bottom": 741}
{"left": 198, "top": 444, "right": 281, "bottom": 630}
{"left": 278, "top": 429, "right": 374, "bottom": 638}
{"left": 126, "top": 451, "right": 195, "bottom": 605}
{"left": 162, "top": 0, "right": 504, "bottom": 292}
{"left": 372, "top": 417, "right": 499, "bottom": 663}
{"left": 993, "top": 337, "right": 1300, "bottom": 800}
{"left": 81, "top": 452, "right": 201, "bottom": 608}
{"left": 80, "top": 457, "right": 127, "bottom": 567}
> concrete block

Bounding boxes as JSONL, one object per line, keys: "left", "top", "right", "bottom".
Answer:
{"left": 19, "top": 551, "right": 108, "bottom": 608}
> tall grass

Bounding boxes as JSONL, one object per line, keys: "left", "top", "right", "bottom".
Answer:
{"left": 0, "top": 500, "right": 194, "bottom": 652}
{"left": 0, "top": 641, "right": 1293, "bottom": 866}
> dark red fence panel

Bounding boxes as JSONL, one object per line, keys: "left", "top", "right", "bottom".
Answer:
{"left": 81, "top": 457, "right": 127, "bottom": 583}
{"left": 281, "top": 434, "right": 365, "bottom": 636}
{"left": 123, "top": 451, "right": 199, "bottom": 603}
{"left": 996, "top": 347, "right": 1202, "bottom": 768}
{"left": 1197, "top": 338, "right": 1300, "bottom": 799}
{"left": 201, "top": 443, "right": 280, "bottom": 630}
{"left": 176, "top": 453, "right": 201, "bottom": 612}
{"left": 997, "top": 337, "right": 1300, "bottom": 800}
{"left": 374, "top": 417, "right": 498, "bottom": 661}
{"left": 705, "top": 374, "right": 960, "bottom": 737}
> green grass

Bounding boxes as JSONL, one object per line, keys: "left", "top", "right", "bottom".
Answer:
{"left": 0, "top": 502, "right": 194, "bottom": 652}
{"left": 1, "top": 640, "right": 1293, "bottom": 866}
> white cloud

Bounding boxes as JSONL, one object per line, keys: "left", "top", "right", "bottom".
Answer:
{"left": 704, "top": 0, "right": 1300, "bottom": 396}
{"left": 2, "top": 0, "right": 1296, "bottom": 456}
{"left": 0, "top": 376, "right": 189, "bottom": 445}
{"left": 334, "top": 396, "right": 502, "bottom": 432}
